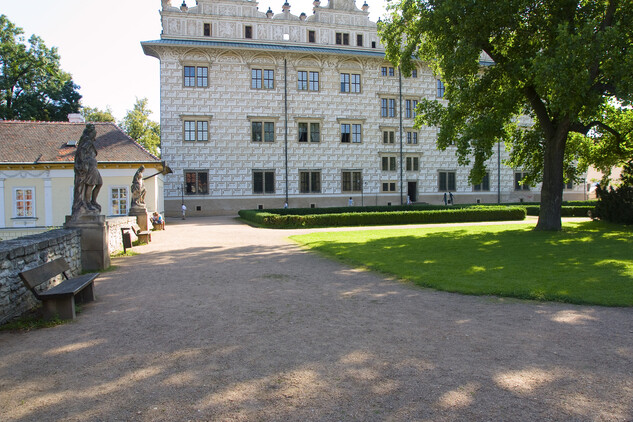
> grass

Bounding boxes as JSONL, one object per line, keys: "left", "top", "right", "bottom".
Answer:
{"left": 290, "top": 221, "right": 633, "bottom": 307}
{"left": 0, "top": 310, "right": 66, "bottom": 332}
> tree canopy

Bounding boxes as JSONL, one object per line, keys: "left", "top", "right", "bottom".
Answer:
{"left": 0, "top": 14, "right": 81, "bottom": 121}
{"left": 120, "top": 98, "right": 160, "bottom": 157}
{"left": 380, "top": 0, "right": 633, "bottom": 230}
{"left": 81, "top": 106, "right": 116, "bottom": 123}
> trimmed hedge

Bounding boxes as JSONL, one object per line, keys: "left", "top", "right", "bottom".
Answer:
{"left": 239, "top": 206, "right": 527, "bottom": 229}
{"left": 524, "top": 205, "right": 595, "bottom": 217}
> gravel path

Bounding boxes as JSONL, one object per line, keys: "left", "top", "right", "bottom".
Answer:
{"left": 1, "top": 216, "right": 632, "bottom": 421}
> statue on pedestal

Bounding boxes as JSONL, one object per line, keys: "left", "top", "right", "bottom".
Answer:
{"left": 71, "top": 124, "right": 102, "bottom": 217}
{"left": 131, "top": 165, "right": 147, "bottom": 209}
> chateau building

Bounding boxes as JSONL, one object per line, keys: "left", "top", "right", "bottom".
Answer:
{"left": 142, "top": 0, "right": 586, "bottom": 217}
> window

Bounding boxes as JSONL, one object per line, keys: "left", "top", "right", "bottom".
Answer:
{"left": 197, "top": 67, "right": 208, "bottom": 87}
{"left": 564, "top": 181, "right": 574, "bottom": 189}
{"left": 309, "top": 71, "right": 319, "bottom": 91}
{"left": 356, "top": 34, "right": 363, "bottom": 47}
{"left": 308, "top": 30, "right": 316, "bottom": 43}
{"left": 110, "top": 187, "right": 127, "bottom": 216}
{"left": 406, "top": 131, "right": 418, "bottom": 144}
{"left": 351, "top": 74, "right": 361, "bottom": 92}
{"left": 341, "top": 123, "right": 362, "bottom": 143}
{"left": 298, "top": 71, "right": 308, "bottom": 90}
{"left": 298, "top": 71, "right": 319, "bottom": 91}
{"left": 381, "top": 98, "right": 397, "bottom": 117}
{"left": 341, "top": 73, "right": 361, "bottom": 93}
{"left": 300, "top": 171, "right": 321, "bottom": 193}
{"left": 342, "top": 171, "right": 362, "bottom": 192}
{"left": 184, "top": 66, "right": 208, "bottom": 87}
{"left": 437, "top": 79, "right": 445, "bottom": 98}
{"left": 383, "top": 130, "right": 395, "bottom": 144}
{"left": 473, "top": 173, "right": 490, "bottom": 191}
{"left": 251, "top": 69, "right": 274, "bottom": 89}
{"left": 252, "top": 121, "right": 275, "bottom": 142}
{"left": 183, "top": 120, "right": 209, "bottom": 142}
{"left": 439, "top": 171, "right": 456, "bottom": 191}
{"left": 14, "top": 188, "right": 35, "bottom": 218}
{"left": 298, "top": 122, "right": 320, "bottom": 142}
{"left": 382, "top": 182, "right": 397, "bottom": 192}
{"left": 405, "top": 99, "right": 418, "bottom": 119}
{"left": 382, "top": 66, "right": 395, "bottom": 76}
{"left": 412, "top": 69, "right": 418, "bottom": 78}
{"left": 204, "top": 23, "right": 211, "bottom": 36}
{"left": 186, "top": 171, "right": 208, "bottom": 195}
{"left": 253, "top": 170, "right": 275, "bottom": 194}
{"left": 245, "top": 25, "right": 253, "bottom": 39}
{"left": 382, "top": 156, "right": 397, "bottom": 171}
{"left": 515, "top": 172, "right": 530, "bottom": 191}
{"left": 336, "top": 32, "right": 349, "bottom": 45}
{"left": 406, "top": 157, "right": 419, "bottom": 171}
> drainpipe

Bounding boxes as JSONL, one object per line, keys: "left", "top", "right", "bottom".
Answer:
{"left": 284, "top": 59, "right": 289, "bottom": 206}
{"left": 399, "top": 68, "right": 404, "bottom": 205}
{"left": 497, "top": 141, "right": 501, "bottom": 203}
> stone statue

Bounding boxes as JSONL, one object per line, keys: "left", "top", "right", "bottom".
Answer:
{"left": 71, "top": 124, "right": 102, "bottom": 216}
{"left": 131, "top": 165, "right": 147, "bottom": 208}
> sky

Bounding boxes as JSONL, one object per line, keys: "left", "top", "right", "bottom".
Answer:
{"left": 0, "top": 0, "right": 388, "bottom": 122}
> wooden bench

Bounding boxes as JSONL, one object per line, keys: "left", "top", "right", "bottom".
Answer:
{"left": 131, "top": 224, "right": 151, "bottom": 243}
{"left": 19, "top": 258, "right": 99, "bottom": 320}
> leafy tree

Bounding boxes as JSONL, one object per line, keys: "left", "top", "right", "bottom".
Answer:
{"left": 0, "top": 14, "right": 81, "bottom": 121}
{"left": 81, "top": 106, "right": 116, "bottom": 122}
{"left": 120, "top": 97, "right": 160, "bottom": 157}
{"left": 380, "top": 0, "right": 633, "bottom": 230}
{"left": 593, "top": 159, "right": 633, "bottom": 224}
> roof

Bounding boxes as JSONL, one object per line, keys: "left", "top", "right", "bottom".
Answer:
{"left": 0, "top": 121, "right": 160, "bottom": 164}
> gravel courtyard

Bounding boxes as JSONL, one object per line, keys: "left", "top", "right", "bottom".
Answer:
{"left": 1, "top": 216, "right": 632, "bottom": 421}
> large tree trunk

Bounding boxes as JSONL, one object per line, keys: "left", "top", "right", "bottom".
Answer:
{"left": 536, "top": 123, "right": 568, "bottom": 231}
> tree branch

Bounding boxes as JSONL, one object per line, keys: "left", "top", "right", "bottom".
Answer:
{"left": 570, "top": 120, "right": 623, "bottom": 141}
{"left": 523, "top": 85, "right": 553, "bottom": 138}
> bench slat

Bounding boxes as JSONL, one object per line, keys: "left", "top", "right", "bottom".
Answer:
{"left": 19, "top": 258, "right": 70, "bottom": 290}
{"left": 38, "top": 273, "right": 99, "bottom": 298}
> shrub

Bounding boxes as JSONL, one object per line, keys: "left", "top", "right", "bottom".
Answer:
{"left": 593, "top": 161, "right": 633, "bottom": 224}
{"left": 239, "top": 206, "right": 526, "bottom": 229}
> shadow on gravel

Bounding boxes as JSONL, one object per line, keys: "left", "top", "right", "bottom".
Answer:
{"left": 1, "top": 225, "right": 632, "bottom": 421}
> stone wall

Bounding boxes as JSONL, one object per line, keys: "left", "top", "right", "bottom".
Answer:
{"left": 0, "top": 229, "right": 81, "bottom": 324}
{"left": 0, "top": 227, "right": 56, "bottom": 241}
{"left": 107, "top": 216, "right": 138, "bottom": 254}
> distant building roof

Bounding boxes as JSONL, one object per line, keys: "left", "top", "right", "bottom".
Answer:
{"left": 0, "top": 121, "right": 160, "bottom": 164}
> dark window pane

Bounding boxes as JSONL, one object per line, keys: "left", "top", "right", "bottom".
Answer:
{"left": 253, "top": 171, "right": 263, "bottom": 193}
{"left": 264, "top": 172, "right": 275, "bottom": 193}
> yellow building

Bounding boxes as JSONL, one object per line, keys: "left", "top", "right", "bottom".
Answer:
{"left": 0, "top": 119, "right": 166, "bottom": 239}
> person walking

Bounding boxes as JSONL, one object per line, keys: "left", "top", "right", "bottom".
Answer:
{"left": 181, "top": 203, "right": 187, "bottom": 219}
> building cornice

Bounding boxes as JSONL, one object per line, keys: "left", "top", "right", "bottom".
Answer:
{"left": 142, "top": 38, "right": 387, "bottom": 59}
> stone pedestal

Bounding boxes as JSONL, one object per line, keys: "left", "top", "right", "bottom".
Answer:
{"left": 64, "top": 214, "right": 110, "bottom": 271}
{"left": 129, "top": 207, "right": 149, "bottom": 231}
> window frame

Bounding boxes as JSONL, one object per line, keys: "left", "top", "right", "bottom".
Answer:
{"left": 299, "top": 170, "right": 321, "bottom": 193}
{"left": 381, "top": 181, "right": 397, "bottom": 192}
{"left": 110, "top": 186, "right": 128, "bottom": 216}
{"left": 183, "top": 65, "right": 208, "bottom": 88}
{"left": 182, "top": 117, "right": 211, "bottom": 142}
{"left": 253, "top": 170, "right": 276, "bottom": 194}
{"left": 251, "top": 68, "right": 275, "bottom": 90}
{"left": 250, "top": 120, "right": 276, "bottom": 143}
{"left": 438, "top": 171, "right": 456, "bottom": 192}
{"left": 13, "top": 187, "right": 35, "bottom": 218}
{"left": 381, "top": 156, "right": 397, "bottom": 172}
{"left": 245, "top": 25, "right": 253, "bottom": 39}
{"left": 473, "top": 173, "right": 490, "bottom": 191}
{"left": 406, "top": 156, "right": 420, "bottom": 172}
{"left": 340, "top": 73, "right": 361, "bottom": 93}
{"left": 437, "top": 79, "right": 446, "bottom": 98}
{"left": 297, "top": 121, "right": 321, "bottom": 143}
{"left": 406, "top": 131, "right": 418, "bottom": 144}
{"left": 515, "top": 172, "right": 531, "bottom": 191}
{"left": 185, "top": 170, "right": 209, "bottom": 195}
{"left": 297, "top": 70, "right": 319, "bottom": 91}
{"left": 342, "top": 170, "right": 363, "bottom": 193}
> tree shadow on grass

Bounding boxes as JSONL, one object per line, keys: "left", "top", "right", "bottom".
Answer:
{"left": 295, "top": 221, "right": 633, "bottom": 306}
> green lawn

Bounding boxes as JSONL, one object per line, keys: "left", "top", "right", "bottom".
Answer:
{"left": 290, "top": 221, "right": 633, "bottom": 307}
